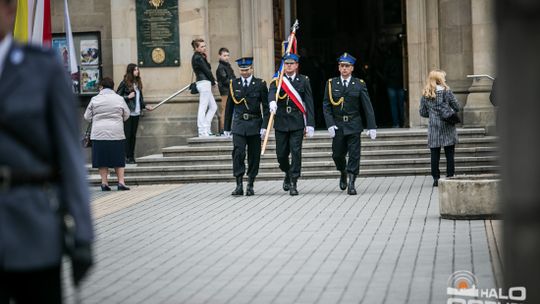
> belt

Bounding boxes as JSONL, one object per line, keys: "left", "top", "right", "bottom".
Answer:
{"left": 0, "top": 166, "right": 58, "bottom": 190}
{"left": 285, "top": 105, "right": 300, "bottom": 114}
{"left": 241, "top": 113, "right": 261, "bottom": 120}
{"left": 335, "top": 114, "right": 356, "bottom": 122}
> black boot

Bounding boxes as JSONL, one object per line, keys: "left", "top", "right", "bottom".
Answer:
{"left": 289, "top": 178, "right": 298, "bottom": 196}
{"left": 339, "top": 170, "right": 347, "bottom": 190}
{"left": 246, "top": 177, "right": 255, "bottom": 196}
{"left": 232, "top": 176, "right": 243, "bottom": 196}
{"left": 347, "top": 174, "right": 357, "bottom": 195}
{"left": 283, "top": 173, "right": 290, "bottom": 191}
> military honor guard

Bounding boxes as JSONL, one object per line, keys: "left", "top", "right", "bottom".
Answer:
{"left": 224, "top": 57, "right": 269, "bottom": 196}
{"left": 323, "top": 53, "right": 377, "bottom": 195}
{"left": 268, "top": 53, "right": 315, "bottom": 196}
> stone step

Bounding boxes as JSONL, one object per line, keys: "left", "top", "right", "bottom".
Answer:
{"left": 88, "top": 165, "right": 499, "bottom": 185}
{"left": 186, "top": 128, "right": 488, "bottom": 146}
{"left": 91, "top": 156, "right": 497, "bottom": 177}
{"left": 135, "top": 147, "right": 497, "bottom": 167}
{"left": 162, "top": 137, "right": 498, "bottom": 156}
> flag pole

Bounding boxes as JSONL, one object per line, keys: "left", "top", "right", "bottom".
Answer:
{"left": 261, "top": 20, "right": 299, "bottom": 155}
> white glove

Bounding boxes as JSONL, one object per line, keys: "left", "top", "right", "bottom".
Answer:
{"left": 269, "top": 100, "right": 277, "bottom": 113}
{"left": 260, "top": 128, "right": 266, "bottom": 140}
{"left": 306, "top": 126, "right": 315, "bottom": 138}
{"left": 327, "top": 125, "right": 338, "bottom": 138}
{"left": 223, "top": 131, "right": 232, "bottom": 138}
{"left": 365, "top": 129, "right": 377, "bottom": 140}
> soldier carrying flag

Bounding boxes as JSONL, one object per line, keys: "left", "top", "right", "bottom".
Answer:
{"left": 266, "top": 21, "right": 315, "bottom": 196}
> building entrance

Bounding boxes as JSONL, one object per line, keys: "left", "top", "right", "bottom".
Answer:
{"left": 273, "top": 0, "right": 408, "bottom": 129}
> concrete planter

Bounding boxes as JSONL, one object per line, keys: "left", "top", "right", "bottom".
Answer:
{"left": 439, "top": 174, "right": 501, "bottom": 219}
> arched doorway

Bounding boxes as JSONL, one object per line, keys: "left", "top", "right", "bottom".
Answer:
{"left": 273, "top": 0, "right": 409, "bottom": 129}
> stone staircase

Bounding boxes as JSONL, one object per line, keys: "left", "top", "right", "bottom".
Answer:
{"left": 87, "top": 128, "right": 498, "bottom": 185}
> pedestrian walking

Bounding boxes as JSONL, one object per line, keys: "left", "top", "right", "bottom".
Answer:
{"left": 323, "top": 53, "right": 377, "bottom": 195}
{"left": 116, "top": 63, "right": 153, "bottom": 164}
{"left": 216, "top": 47, "right": 236, "bottom": 135}
{"left": 419, "top": 69, "right": 461, "bottom": 187}
{"left": 224, "top": 57, "right": 269, "bottom": 196}
{"left": 85, "top": 77, "right": 132, "bottom": 191}
{"left": 191, "top": 38, "right": 218, "bottom": 137}
{"left": 268, "top": 53, "right": 315, "bottom": 196}
{"left": 0, "top": 0, "right": 94, "bottom": 301}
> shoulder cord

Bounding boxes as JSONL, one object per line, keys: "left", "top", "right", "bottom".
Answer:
{"left": 271, "top": 79, "right": 289, "bottom": 101}
{"left": 229, "top": 80, "right": 249, "bottom": 110}
{"left": 327, "top": 79, "right": 344, "bottom": 106}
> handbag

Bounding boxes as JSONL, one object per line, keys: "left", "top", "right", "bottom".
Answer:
{"left": 189, "top": 82, "right": 198, "bottom": 94}
{"left": 440, "top": 90, "right": 461, "bottom": 125}
{"left": 189, "top": 72, "right": 199, "bottom": 94}
{"left": 82, "top": 122, "right": 92, "bottom": 148}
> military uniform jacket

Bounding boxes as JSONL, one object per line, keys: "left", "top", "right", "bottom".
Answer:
{"left": 0, "top": 42, "right": 94, "bottom": 270}
{"left": 224, "top": 77, "right": 270, "bottom": 136}
{"left": 268, "top": 74, "right": 315, "bottom": 132}
{"left": 323, "top": 77, "right": 377, "bottom": 135}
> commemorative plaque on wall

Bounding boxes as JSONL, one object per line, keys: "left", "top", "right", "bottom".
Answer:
{"left": 136, "top": 0, "right": 180, "bottom": 67}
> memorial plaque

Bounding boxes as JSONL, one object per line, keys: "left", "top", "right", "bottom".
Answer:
{"left": 136, "top": 0, "right": 180, "bottom": 67}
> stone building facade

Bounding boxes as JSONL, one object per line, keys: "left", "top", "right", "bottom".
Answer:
{"left": 50, "top": 0, "right": 496, "bottom": 156}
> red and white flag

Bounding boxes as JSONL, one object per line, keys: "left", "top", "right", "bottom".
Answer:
{"left": 63, "top": 0, "right": 77, "bottom": 76}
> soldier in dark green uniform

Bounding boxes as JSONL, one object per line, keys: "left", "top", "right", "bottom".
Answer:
{"left": 323, "top": 53, "right": 377, "bottom": 195}
{"left": 268, "top": 53, "right": 315, "bottom": 196}
{"left": 224, "top": 57, "right": 269, "bottom": 196}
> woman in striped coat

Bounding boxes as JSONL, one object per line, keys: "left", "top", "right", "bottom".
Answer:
{"left": 419, "top": 70, "right": 461, "bottom": 186}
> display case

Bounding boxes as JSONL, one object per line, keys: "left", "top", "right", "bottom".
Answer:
{"left": 51, "top": 31, "right": 102, "bottom": 96}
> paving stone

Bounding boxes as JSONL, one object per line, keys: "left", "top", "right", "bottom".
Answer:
{"left": 67, "top": 177, "right": 500, "bottom": 303}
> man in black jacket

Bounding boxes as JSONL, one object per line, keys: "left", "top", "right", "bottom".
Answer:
{"left": 323, "top": 53, "right": 377, "bottom": 195}
{"left": 268, "top": 53, "right": 315, "bottom": 196}
{"left": 224, "top": 57, "right": 269, "bottom": 196}
{"left": 0, "top": 0, "right": 94, "bottom": 301}
{"left": 216, "top": 47, "right": 236, "bottom": 135}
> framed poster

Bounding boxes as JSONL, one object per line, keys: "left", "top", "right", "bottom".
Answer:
{"left": 51, "top": 38, "right": 69, "bottom": 67}
{"left": 80, "top": 39, "right": 99, "bottom": 65}
{"left": 80, "top": 67, "right": 100, "bottom": 94}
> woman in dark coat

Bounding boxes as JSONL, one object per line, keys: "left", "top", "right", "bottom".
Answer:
{"left": 419, "top": 69, "right": 461, "bottom": 186}
{"left": 117, "top": 63, "right": 153, "bottom": 163}
{"left": 191, "top": 38, "right": 217, "bottom": 137}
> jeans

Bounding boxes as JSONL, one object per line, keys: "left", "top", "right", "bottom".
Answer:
{"left": 388, "top": 87, "right": 405, "bottom": 127}
{"left": 196, "top": 80, "right": 217, "bottom": 136}
{"left": 430, "top": 145, "right": 455, "bottom": 180}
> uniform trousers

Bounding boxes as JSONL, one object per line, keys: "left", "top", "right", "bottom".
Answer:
{"left": 332, "top": 130, "right": 361, "bottom": 175}
{"left": 430, "top": 145, "right": 455, "bottom": 180}
{"left": 232, "top": 134, "right": 261, "bottom": 178}
{"left": 196, "top": 80, "right": 217, "bottom": 136}
{"left": 275, "top": 129, "right": 304, "bottom": 179}
{"left": 124, "top": 115, "right": 139, "bottom": 159}
{"left": 0, "top": 265, "right": 61, "bottom": 304}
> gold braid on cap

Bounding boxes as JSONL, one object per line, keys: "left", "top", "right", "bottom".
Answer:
{"left": 327, "top": 79, "right": 344, "bottom": 106}
{"left": 272, "top": 79, "right": 289, "bottom": 101}
{"left": 229, "top": 80, "right": 249, "bottom": 109}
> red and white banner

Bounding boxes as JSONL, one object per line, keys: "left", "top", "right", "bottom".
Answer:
{"left": 281, "top": 76, "right": 307, "bottom": 125}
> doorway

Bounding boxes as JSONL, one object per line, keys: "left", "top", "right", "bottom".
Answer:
{"left": 274, "top": 0, "right": 408, "bottom": 129}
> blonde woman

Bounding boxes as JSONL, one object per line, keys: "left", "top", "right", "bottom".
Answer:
{"left": 419, "top": 70, "right": 461, "bottom": 187}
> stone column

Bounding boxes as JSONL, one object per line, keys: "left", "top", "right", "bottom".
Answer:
{"left": 251, "top": 0, "right": 274, "bottom": 82}
{"left": 463, "top": 0, "right": 496, "bottom": 127}
{"left": 406, "top": 0, "right": 429, "bottom": 127}
{"left": 239, "top": 0, "right": 274, "bottom": 82}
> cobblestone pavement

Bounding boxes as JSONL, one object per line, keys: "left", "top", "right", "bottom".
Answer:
{"left": 64, "top": 176, "right": 502, "bottom": 304}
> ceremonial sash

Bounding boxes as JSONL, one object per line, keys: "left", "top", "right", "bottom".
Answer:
{"left": 281, "top": 76, "right": 307, "bottom": 124}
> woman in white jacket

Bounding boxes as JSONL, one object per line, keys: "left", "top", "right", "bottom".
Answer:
{"left": 84, "top": 77, "right": 131, "bottom": 191}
